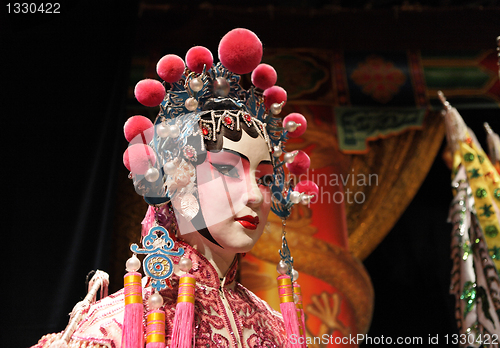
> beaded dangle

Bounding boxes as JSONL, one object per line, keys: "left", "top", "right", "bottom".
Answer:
{"left": 276, "top": 220, "right": 301, "bottom": 347}
{"left": 123, "top": 207, "right": 185, "bottom": 348}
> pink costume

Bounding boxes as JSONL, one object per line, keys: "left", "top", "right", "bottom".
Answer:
{"left": 32, "top": 241, "right": 287, "bottom": 348}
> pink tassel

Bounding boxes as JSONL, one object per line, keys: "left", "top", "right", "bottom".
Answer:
{"left": 277, "top": 275, "right": 301, "bottom": 348}
{"left": 293, "top": 282, "right": 307, "bottom": 348}
{"left": 122, "top": 272, "right": 144, "bottom": 348}
{"left": 146, "top": 309, "right": 165, "bottom": 348}
{"left": 170, "top": 274, "right": 196, "bottom": 348}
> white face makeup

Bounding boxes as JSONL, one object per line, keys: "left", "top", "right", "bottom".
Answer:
{"left": 195, "top": 131, "right": 273, "bottom": 254}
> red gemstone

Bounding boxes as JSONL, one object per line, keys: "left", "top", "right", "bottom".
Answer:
{"left": 185, "top": 147, "right": 195, "bottom": 158}
{"left": 202, "top": 127, "right": 209, "bottom": 136}
{"left": 224, "top": 116, "right": 232, "bottom": 125}
{"left": 244, "top": 114, "right": 251, "bottom": 122}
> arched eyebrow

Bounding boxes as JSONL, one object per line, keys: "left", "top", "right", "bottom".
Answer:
{"left": 218, "top": 149, "right": 272, "bottom": 167}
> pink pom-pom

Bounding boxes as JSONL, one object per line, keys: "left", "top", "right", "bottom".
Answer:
{"left": 156, "top": 54, "right": 185, "bottom": 83}
{"left": 134, "top": 79, "right": 165, "bottom": 107}
{"left": 283, "top": 113, "right": 307, "bottom": 138}
{"left": 286, "top": 150, "right": 310, "bottom": 176}
{"left": 263, "top": 86, "right": 287, "bottom": 109}
{"left": 186, "top": 46, "right": 213, "bottom": 74}
{"left": 251, "top": 64, "right": 277, "bottom": 90}
{"left": 123, "top": 144, "right": 156, "bottom": 175}
{"left": 295, "top": 180, "right": 319, "bottom": 203}
{"left": 218, "top": 28, "right": 263, "bottom": 74}
{"left": 124, "top": 116, "right": 154, "bottom": 144}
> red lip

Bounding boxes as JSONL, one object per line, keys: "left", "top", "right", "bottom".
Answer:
{"left": 235, "top": 215, "right": 259, "bottom": 230}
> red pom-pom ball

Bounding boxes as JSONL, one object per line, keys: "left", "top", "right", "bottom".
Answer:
{"left": 123, "top": 144, "right": 156, "bottom": 175}
{"left": 286, "top": 150, "right": 310, "bottom": 176}
{"left": 251, "top": 64, "right": 277, "bottom": 90}
{"left": 283, "top": 113, "right": 307, "bottom": 138}
{"left": 263, "top": 86, "right": 287, "bottom": 109}
{"left": 186, "top": 46, "right": 213, "bottom": 74}
{"left": 294, "top": 180, "right": 319, "bottom": 203}
{"left": 156, "top": 55, "right": 185, "bottom": 83}
{"left": 134, "top": 79, "right": 165, "bottom": 107}
{"left": 123, "top": 115, "right": 154, "bottom": 144}
{"left": 218, "top": 28, "right": 263, "bottom": 74}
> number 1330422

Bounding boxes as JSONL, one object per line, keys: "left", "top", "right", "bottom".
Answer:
{"left": 6, "top": 3, "right": 60, "bottom": 14}
{"left": 444, "top": 333, "right": 498, "bottom": 345}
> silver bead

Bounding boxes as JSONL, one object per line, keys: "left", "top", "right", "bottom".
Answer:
{"left": 285, "top": 120, "right": 300, "bottom": 132}
{"left": 185, "top": 97, "right": 198, "bottom": 111}
{"left": 169, "top": 124, "right": 180, "bottom": 138}
{"left": 270, "top": 102, "right": 282, "bottom": 115}
{"left": 213, "top": 77, "right": 230, "bottom": 97}
{"left": 292, "top": 269, "right": 299, "bottom": 281}
{"left": 145, "top": 167, "right": 160, "bottom": 182}
{"left": 293, "top": 294, "right": 299, "bottom": 304}
{"left": 126, "top": 254, "right": 141, "bottom": 272}
{"left": 189, "top": 77, "right": 204, "bottom": 92}
{"left": 148, "top": 292, "right": 164, "bottom": 310}
{"left": 276, "top": 260, "right": 289, "bottom": 275}
{"left": 157, "top": 122, "right": 170, "bottom": 138}
{"left": 178, "top": 257, "right": 193, "bottom": 272}
{"left": 163, "top": 161, "right": 177, "bottom": 175}
{"left": 273, "top": 145, "right": 282, "bottom": 158}
{"left": 301, "top": 194, "right": 312, "bottom": 205}
{"left": 284, "top": 151, "right": 298, "bottom": 163}
{"left": 290, "top": 191, "right": 302, "bottom": 204}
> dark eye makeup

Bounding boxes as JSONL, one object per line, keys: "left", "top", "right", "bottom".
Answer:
{"left": 211, "top": 163, "right": 241, "bottom": 179}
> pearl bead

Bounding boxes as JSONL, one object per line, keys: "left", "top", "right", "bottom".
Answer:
{"left": 163, "top": 161, "right": 177, "bottom": 175}
{"left": 148, "top": 292, "right": 164, "bottom": 310}
{"left": 301, "top": 194, "right": 312, "bottom": 205}
{"left": 145, "top": 167, "right": 160, "bottom": 182}
{"left": 189, "top": 77, "right": 203, "bottom": 92}
{"left": 290, "top": 191, "right": 302, "bottom": 204}
{"left": 126, "top": 254, "right": 141, "bottom": 272}
{"left": 293, "top": 294, "right": 299, "bottom": 304}
{"left": 292, "top": 269, "right": 299, "bottom": 281}
{"left": 276, "top": 260, "right": 289, "bottom": 275}
{"left": 157, "top": 122, "right": 170, "bottom": 138}
{"left": 214, "top": 77, "right": 230, "bottom": 97}
{"left": 185, "top": 97, "right": 198, "bottom": 111}
{"left": 273, "top": 146, "right": 282, "bottom": 157}
{"left": 270, "top": 102, "right": 282, "bottom": 115}
{"left": 284, "top": 151, "right": 298, "bottom": 163}
{"left": 169, "top": 124, "right": 180, "bottom": 138}
{"left": 178, "top": 257, "right": 192, "bottom": 272}
{"left": 285, "top": 121, "right": 298, "bottom": 132}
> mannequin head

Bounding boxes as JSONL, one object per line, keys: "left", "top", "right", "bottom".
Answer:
{"left": 174, "top": 107, "right": 273, "bottom": 255}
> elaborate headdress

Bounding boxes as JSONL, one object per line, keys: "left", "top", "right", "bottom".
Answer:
{"left": 121, "top": 28, "right": 318, "bottom": 348}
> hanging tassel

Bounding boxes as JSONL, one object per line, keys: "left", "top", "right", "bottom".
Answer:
{"left": 146, "top": 309, "right": 166, "bottom": 348}
{"left": 170, "top": 274, "right": 196, "bottom": 348}
{"left": 293, "top": 282, "right": 307, "bottom": 348}
{"left": 122, "top": 266, "right": 144, "bottom": 348}
{"left": 277, "top": 275, "right": 301, "bottom": 348}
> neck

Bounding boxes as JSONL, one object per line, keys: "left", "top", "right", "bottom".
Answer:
{"left": 181, "top": 232, "right": 236, "bottom": 279}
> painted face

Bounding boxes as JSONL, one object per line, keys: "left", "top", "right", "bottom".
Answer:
{"left": 195, "top": 131, "right": 273, "bottom": 253}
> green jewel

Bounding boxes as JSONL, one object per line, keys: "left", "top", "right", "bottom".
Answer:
{"left": 476, "top": 188, "right": 487, "bottom": 198}
{"left": 485, "top": 225, "right": 499, "bottom": 238}
{"left": 480, "top": 204, "right": 494, "bottom": 218}
{"left": 489, "top": 246, "right": 500, "bottom": 259}
{"left": 494, "top": 188, "right": 500, "bottom": 201}
{"left": 462, "top": 241, "right": 471, "bottom": 261}
{"left": 460, "top": 281, "right": 477, "bottom": 317}
{"left": 464, "top": 152, "right": 475, "bottom": 162}
{"left": 478, "top": 155, "right": 485, "bottom": 164}
{"left": 468, "top": 168, "right": 482, "bottom": 178}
